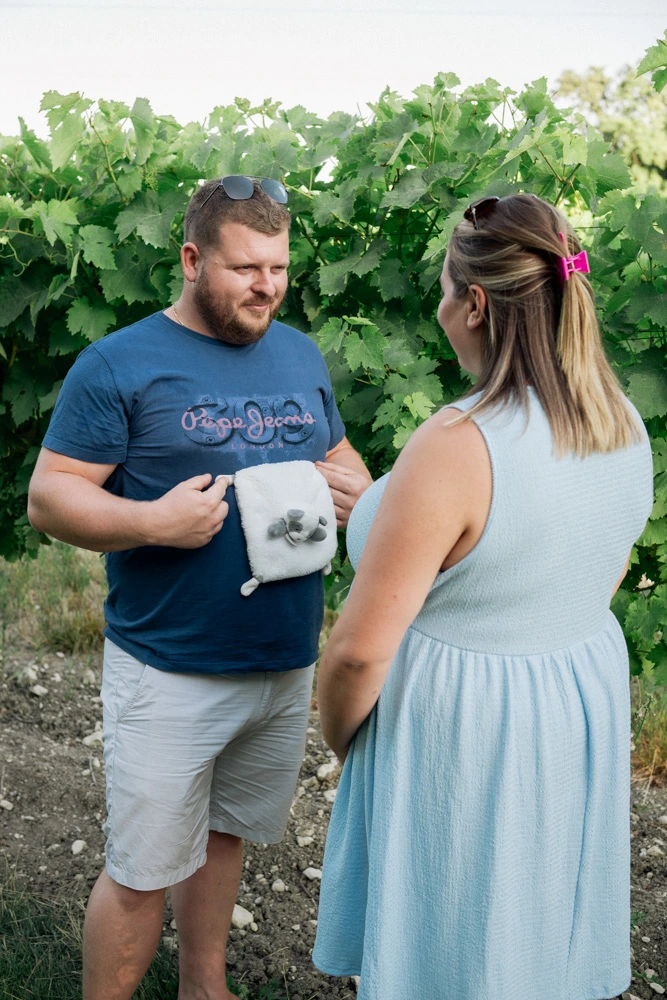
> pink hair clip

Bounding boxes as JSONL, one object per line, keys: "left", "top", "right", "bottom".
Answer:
{"left": 557, "top": 231, "right": 590, "bottom": 286}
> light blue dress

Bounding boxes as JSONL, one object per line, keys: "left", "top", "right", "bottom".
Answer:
{"left": 313, "top": 389, "right": 654, "bottom": 1000}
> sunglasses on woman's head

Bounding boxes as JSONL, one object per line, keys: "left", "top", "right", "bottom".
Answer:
{"left": 463, "top": 196, "right": 500, "bottom": 230}
{"left": 196, "top": 175, "right": 289, "bottom": 214}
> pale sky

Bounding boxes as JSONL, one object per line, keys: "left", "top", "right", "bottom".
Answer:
{"left": 1, "top": 0, "right": 665, "bottom": 137}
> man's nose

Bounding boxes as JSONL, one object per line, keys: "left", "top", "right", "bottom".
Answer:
{"left": 251, "top": 270, "right": 275, "bottom": 296}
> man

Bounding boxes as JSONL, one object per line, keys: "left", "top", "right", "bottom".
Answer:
{"left": 27, "top": 176, "right": 371, "bottom": 1000}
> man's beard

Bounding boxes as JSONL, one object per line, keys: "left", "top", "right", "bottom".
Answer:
{"left": 193, "top": 266, "right": 284, "bottom": 346}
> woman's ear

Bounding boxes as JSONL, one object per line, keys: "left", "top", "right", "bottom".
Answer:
{"left": 467, "top": 284, "right": 487, "bottom": 330}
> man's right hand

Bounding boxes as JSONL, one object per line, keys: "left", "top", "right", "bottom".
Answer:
{"left": 146, "top": 473, "right": 230, "bottom": 548}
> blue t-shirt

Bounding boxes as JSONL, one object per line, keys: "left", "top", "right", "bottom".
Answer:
{"left": 42, "top": 311, "right": 346, "bottom": 674}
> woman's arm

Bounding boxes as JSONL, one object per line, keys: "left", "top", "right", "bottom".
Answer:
{"left": 317, "top": 408, "right": 492, "bottom": 760}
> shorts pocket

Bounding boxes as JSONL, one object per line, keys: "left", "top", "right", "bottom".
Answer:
{"left": 102, "top": 639, "right": 150, "bottom": 723}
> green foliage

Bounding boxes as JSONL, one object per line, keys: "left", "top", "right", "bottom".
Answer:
{"left": 0, "top": 38, "right": 666, "bottom": 681}
{"left": 637, "top": 30, "right": 667, "bottom": 94}
{"left": 558, "top": 35, "right": 667, "bottom": 190}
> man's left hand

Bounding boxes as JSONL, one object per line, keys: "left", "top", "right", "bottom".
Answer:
{"left": 315, "top": 461, "right": 372, "bottom": 528}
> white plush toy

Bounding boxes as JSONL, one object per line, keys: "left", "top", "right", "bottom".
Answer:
{"left": 217, "top": 460, "right": 338, "bottom": 596}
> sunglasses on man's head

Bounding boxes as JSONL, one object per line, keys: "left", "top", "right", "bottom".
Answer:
{"left": 196, "top": 175, "right": 289, "bottom": 214}
{"left": 463, "top": 196, "right": 500, "bottom": 230}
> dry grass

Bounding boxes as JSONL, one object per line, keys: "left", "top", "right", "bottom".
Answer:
{"left": 632, "top": 679, "right": 667, "bottom": 786}
{"left": 0, "top": 542, "right": 106, "bottom": 656}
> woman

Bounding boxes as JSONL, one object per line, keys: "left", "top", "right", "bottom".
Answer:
{"left": 312, "top": 194, "right": 654, "bottom": 1000}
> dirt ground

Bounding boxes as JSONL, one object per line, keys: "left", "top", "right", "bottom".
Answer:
{"left": 1, "top": 642, "right": 666, "bottom": 1000}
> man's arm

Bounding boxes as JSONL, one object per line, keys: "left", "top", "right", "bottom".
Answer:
{"left": 316, "top": 435, "right": 372, "bottom": 528}
{"left": 28, "top": 448, "right": 230, "bottom": 552}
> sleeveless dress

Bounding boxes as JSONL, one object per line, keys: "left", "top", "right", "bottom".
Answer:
{"left": 313, "top": 389, "right": 654, "bottom": 1000}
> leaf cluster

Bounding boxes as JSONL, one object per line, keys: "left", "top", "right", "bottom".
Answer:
{"left": 1, "top": 40, "right": 666, "bottom": 682}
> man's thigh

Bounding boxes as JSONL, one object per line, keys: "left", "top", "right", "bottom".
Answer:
{"left": 101, "top": 640, "right": 276, "bottom": 890}
{"left": 209, "top": 663, "right": 315, "bottom": 844}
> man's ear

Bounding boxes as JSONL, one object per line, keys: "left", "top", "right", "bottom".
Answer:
{"left": 181, "top": 242, "right": 202, "bottom": 283}
{"left": 467, "top": 283, "right": 487, "bottom": 330}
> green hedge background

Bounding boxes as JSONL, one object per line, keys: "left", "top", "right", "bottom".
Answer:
{"left": 1, "top": 33, "right": 666, "bottom": 681}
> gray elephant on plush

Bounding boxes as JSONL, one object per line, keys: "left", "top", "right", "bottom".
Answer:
{"left": 268, "top": 509, "right": 328, "bottom": 546}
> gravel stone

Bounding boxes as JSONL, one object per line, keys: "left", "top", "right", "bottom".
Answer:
{"left": 303, "top": 867, "right": 322, "bottom": 880}
{"left": 231, "top": 904, "right": 254, "bottom": 929}
{"left": 71, "top": 840, "right": 86, "bottom": 855}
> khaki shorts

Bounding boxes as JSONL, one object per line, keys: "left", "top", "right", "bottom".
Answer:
{"left": 101, "top": 639, "right": 315, "bottom": 891}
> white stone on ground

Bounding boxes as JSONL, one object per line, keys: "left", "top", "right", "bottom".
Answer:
{"left": 324, "top": 788, "right": 337, "bottom": 803}
{"left": 649, "top": 985, "right": 665, "bottom": 995}
{"left": 71, "top": 840, "right": 86, "bottom": 855}
{"left": 297, "top": 835, "right": 314, "bottom": 848}
{"left": 82, "top": 722, "right": 104, "bottom": 746}
{"left": 17, "top": 666, "right": 38, "bottom": 687}
{"left": 303, "top": 867, "right": 322, "bottom": 880}
{"left": 271, "top": 879, "right": 286, "bottom": 892}
{"left": 317, "top": 761, "right": 339, "bottom": 781}
{"left": 0, "top": 799, "right": 13, "bottom": 811}
{"left": 647, "top": 845, "right": 665, "bottom": 857}
{"left": 29, "top": 685, "right": 48, "bottom": 697}
{"left": 231, "top": 904, "right": 254, "bottom": 929}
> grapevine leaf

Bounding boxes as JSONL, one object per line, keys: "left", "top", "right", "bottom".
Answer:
{"left": 316, "top": 317, "right": 347, "bottom": 355}
{"left": 343, "top": 327, "right": 385, "bottom": 372}
{"left": 301, "top": 286, "right": 321, "bottom": 323}
{"left": 18, "top": 117, "right": 52, "bottom": 169}
{"left": 0, "top": 275, "right": 44, "bottom": 328}
{"left": 381, "top": 169, "right": 429, "bottom": 210}
{"left": 99, "top": 246, "right": 155, "bottom": 305}
{"left": 371, "top": 257, "right": 412, "bottom": 302}
{"left": 626, "top": 370, "right": 667, "bottom": 420}
{"left": 318, "top": 254, "right": 359, "bottom": 297}
{"left": 42, "top": 92, "right": 91, "bottom": 170}
{"left": 626, "top": 283, "right": 667, "bottom": 327}
{"left": 312, "top": 188, "right": 356, "bottom": 227}
{"left": 130, "top": 97, "right": 156, "bottom": 166}
{"left": 37, "top": 199, "right": 79, "bottom": 246}
{"left": 624, "top": 593, "right": 666, "bottom": 646}
{"left": 652, "top": 472, "right": 667, "bottom": 520}
{"left": 66, "top": 298, "right": 116, "bottom": 342}
{"left": 350, "top": 239, "right": 389, "bottom": 278}
{"left": 637, "top": 32, "right": 667, "bottom": 92}
{"left": 372, "top": 396, "right": 404, "bottom": 431}
{"left": 46, "top": 273, "right": 71, "bottom": 305}
{"left": 98, "top": 99, "right": 131, "bottom": 121}
{"left": 168, "top": 262, "right": 183, "bottom": 302}
{"left": 2, "top": 366, "right": 39, "bottom": 427}
{"left": 651, "top": 439, "right": 667, "bottom": 475}
{"left": 38, "top": 380, "right": 63, "bottom": 415}
{"left": 405, "top": 391, "right": 435, "bottom": 421}
{"left": 639, "top": 519, "right": 667, "bottom": 545}
{"left": 393, "top": 416, "right": 417, "bottom": 450}
{"left": 587, "top": 140, "right": 631, "bottom": 193}
{"left": 79, "top": 225, "right": 116, "bottom": 270}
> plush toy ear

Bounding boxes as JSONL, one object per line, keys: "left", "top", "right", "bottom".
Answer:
{"left": 286, "top": 508, "right": 305, "bottom": 518}
{"left": 310, "top": 525, "right": 327, "bottom": 542}
{"left": 268, "top": 519, "right": 287, "bottom": 538}
{"left": 318, "top": 516, "right": 328, "bottom": 526}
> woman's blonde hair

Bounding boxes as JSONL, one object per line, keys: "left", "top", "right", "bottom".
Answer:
{"left": 445, "top": 193, "right": 642, "bottom": 456}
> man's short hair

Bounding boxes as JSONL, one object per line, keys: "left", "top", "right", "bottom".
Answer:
{"left": 183, "top": 178, "right": 291, "bottom": 252}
